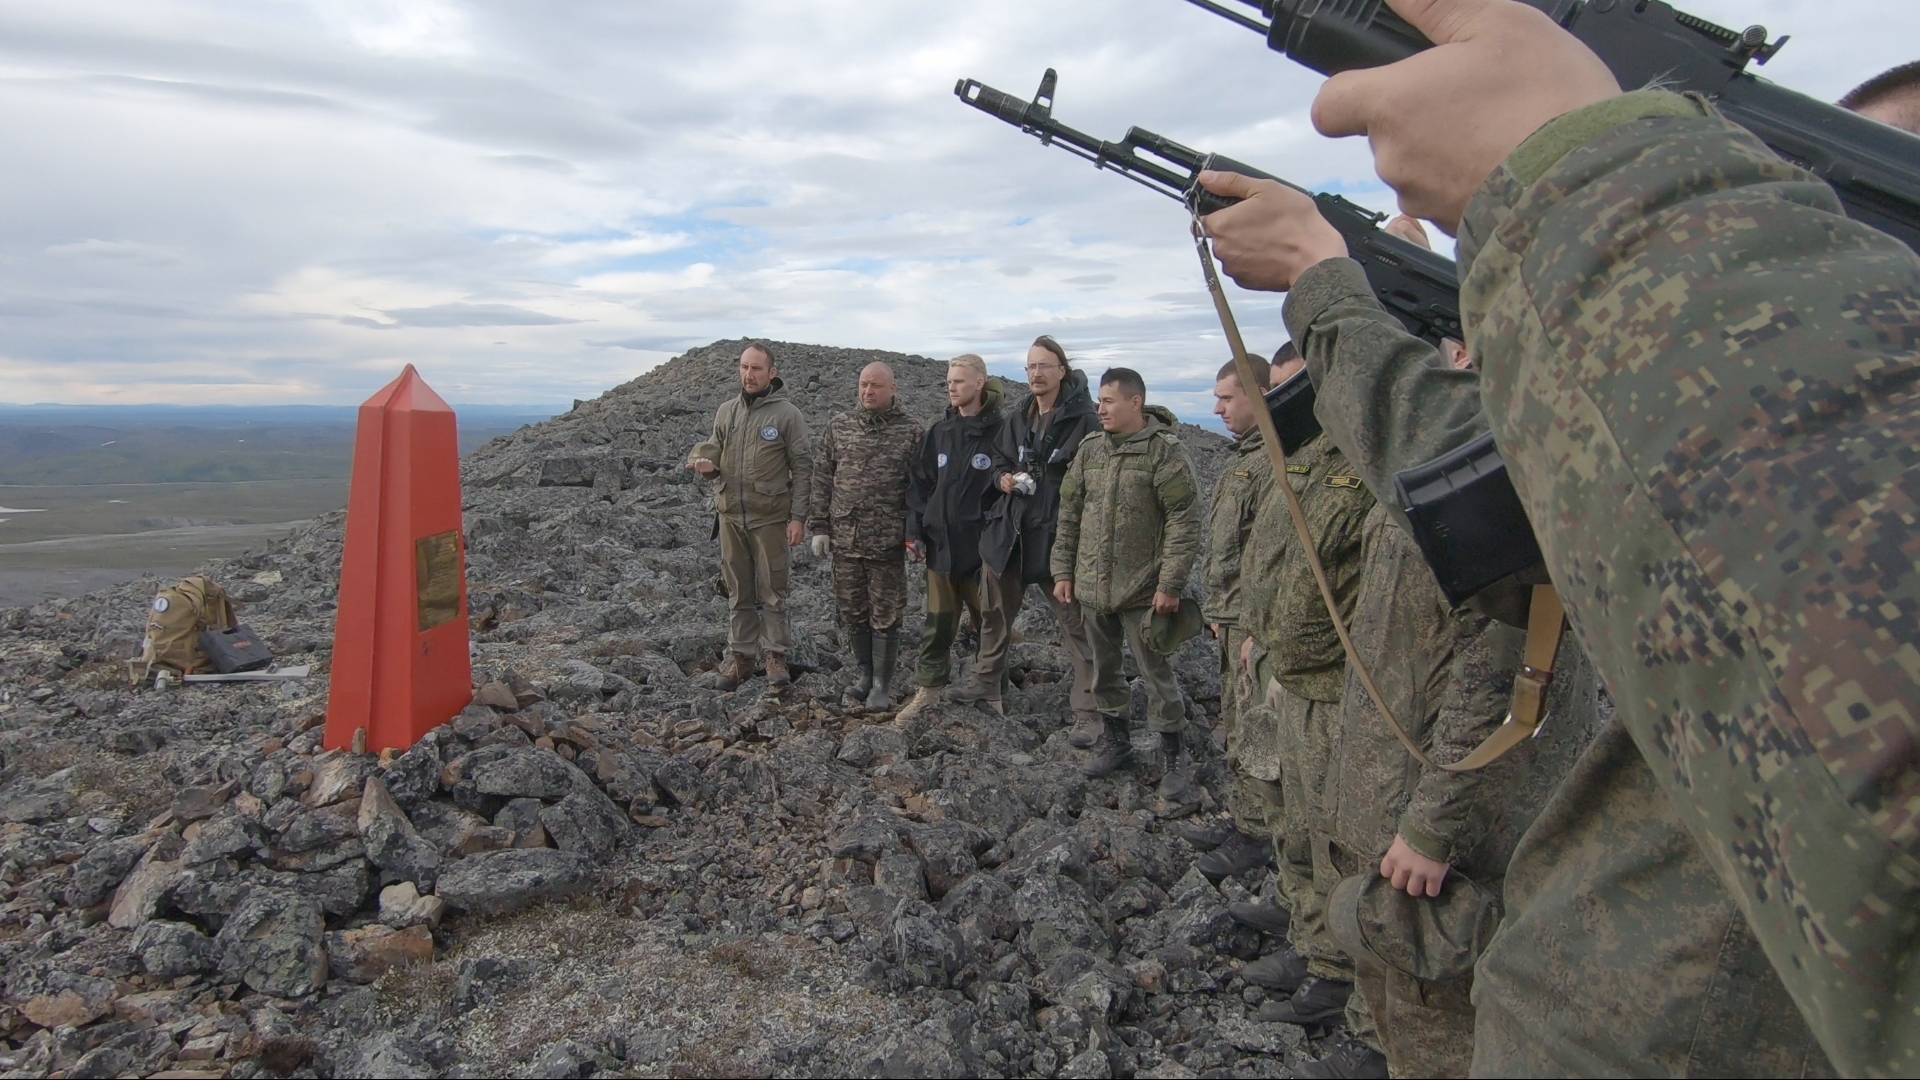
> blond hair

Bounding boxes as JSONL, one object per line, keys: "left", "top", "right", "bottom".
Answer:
{"left": 948, "top": 353, "right": 988, "bottom": 381}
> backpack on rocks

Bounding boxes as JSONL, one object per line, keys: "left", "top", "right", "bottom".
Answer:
{"left": 131, "top": 576, "right": 238, "bottom": 683}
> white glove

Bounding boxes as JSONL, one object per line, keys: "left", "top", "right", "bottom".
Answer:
{"left": 810, "top": 535, "right": 831, "bottom": 558}
{"left": 1012, "top": 472, "right": 1036, "bottom": 496}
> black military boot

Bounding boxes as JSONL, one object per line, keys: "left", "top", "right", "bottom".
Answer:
{"left": 1166, "top": 818, "right": 1234, "bottom": 850}
{"left": 1237, "top": 946, "right": 1307, "bottom": 994}
{"left": 867, "top": 632, "right": 897, "bottom": 711}
{"left": 1196, "top": 831, "right": 1274, "bottom": 881}
{"left": 1228, "top": 899, "right": 1293, "bottom": 937}
{"left": 1081, "top": 714, "right": 1135, "bottom": 778}
{"left": 1256, "top": 976, "right": 1353, "bottom": 1026}
{"left": 1297, "top": 1032, "right": 1389, "bottom": 1079}
{"left": 1155, "top": 731, "right": 1197, "bottom": 802}
{"left": 846, "top": 628, "right": 874, "bottom": 703}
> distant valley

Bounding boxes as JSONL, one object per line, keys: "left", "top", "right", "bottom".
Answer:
{"left": 0, "top": 403, "right": 563, "bottom": 606}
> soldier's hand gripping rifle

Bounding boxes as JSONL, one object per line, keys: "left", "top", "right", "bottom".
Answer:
{"left": 957, "top": 69, "right": 1558, "bottom": 771}
{"left": 1178, "top": 0, "right": 1920, "bottom": 254}
{"left": 957, "top": 70, "right": 1461, "bottom": 344}
{"left": 955, "top": 68, "right": 1539, "bottom": 609}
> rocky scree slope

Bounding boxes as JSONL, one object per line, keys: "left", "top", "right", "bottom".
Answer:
{"left": 0, "top": 340, "right": 1334, "bottom": 1078}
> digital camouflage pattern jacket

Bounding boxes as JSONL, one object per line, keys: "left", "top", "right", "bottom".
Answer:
{"left": 807, "top": 401, "right": 923, "bottom": 560}
{"left": 1284, "top": 110, "right": 1838, "bottom": 1072}
{"left": 1201, "top": 428, "right": 1271, "bottom": 628}
{"left": 1457, "top": 90, "right": 1920, "bottom": 1077}
{"left": 1322, "top": 504, "right": 1595, "bottom": 878}
{"left": 1050, "top": 406, "right": 1201, "bottom": 614}
{"left": 1240, "top": 432, "right": 1373, "bottom": 703}
{"left": 707, "top": 379, "right": 812, "bottom": 531}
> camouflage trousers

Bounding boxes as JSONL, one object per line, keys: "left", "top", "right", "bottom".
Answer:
{"left": 1268, "top": 680, "right": 1350, "bottom": 984}
{"left": 1221, "top": 627, "right": 1282, "bottom": 836}
{"left": 914, "top": 568, "right": 983, "bottom": 689}
{"left": 831, "top": 553, "right": 907, "bottom": 634}
{"left": 1084, "top": 606, "right": 1185, "bottom": 733}
{"left": 718, "top": 516, "right": 791, "bottom": 658}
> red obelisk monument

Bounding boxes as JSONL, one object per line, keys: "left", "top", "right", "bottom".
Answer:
{"left": 324, "top": 365, "right": 472, "bottom": 752}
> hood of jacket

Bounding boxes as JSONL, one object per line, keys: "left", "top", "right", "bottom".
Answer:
{"left": 945, "top": 377, "right": 1005, "bottom": 429}
{"left": 1107, "top": 405, "right": 1176, "bottom": 446}
{"left": 740, "top": 376, "right": 788, "bottom": 406}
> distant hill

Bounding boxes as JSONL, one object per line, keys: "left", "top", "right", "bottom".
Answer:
{"left": 0, "top": 404, "right": 565, "bottom": 485}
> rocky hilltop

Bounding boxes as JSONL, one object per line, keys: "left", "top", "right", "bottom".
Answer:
{"left": 0, "top": 341, "right": 1337, "bottom": 1079}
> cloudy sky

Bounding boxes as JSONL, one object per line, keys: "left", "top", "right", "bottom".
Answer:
{"left": 0, "top": 0, "right": 1912, "bottom": 426}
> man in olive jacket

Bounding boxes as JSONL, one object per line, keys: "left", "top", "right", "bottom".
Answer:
{"left": 1050, "top": 368, "right": 1201, "bottom": 795}
{"left": 688, "top": 342, "right": 810, "bottom": 688}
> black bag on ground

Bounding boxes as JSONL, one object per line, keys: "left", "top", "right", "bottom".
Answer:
{"left": 199, "top": 625, "right": 274, "bottom": 674}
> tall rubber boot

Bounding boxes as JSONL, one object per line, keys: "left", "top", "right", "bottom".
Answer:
{"left": 846, "top": 628, "right": 875, "bottom": 703}
{"left": 867, "top": 632, "right": 898, "bottom": 711}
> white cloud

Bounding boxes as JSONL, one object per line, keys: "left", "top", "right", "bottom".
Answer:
{"left": 0, "top": 0, "right": 1910, "bottom": 423}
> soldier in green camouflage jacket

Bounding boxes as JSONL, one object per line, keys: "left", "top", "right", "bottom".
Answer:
{"left": 1197, "top": 23, "right": 1868, "bottom": 1070}
{"left": 1051, "top": 369, "right": 1202, "bottom": 798}
{"left": 1235, "top": 425, "right": 1374, "bottom": 1032}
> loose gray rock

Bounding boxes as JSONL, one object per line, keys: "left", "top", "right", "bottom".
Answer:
{"left": 889, "top": 901, "right": 966, "bottom": 989}
{"left": 214, "top": 889, "right": 328, "bottom": 997}
{"left": 470, "top": 747, "right": 582, "bottom": 800}
{"left": 435, "top": 848, "right": 591, "bottom": 916}
{"left": 537, "top": 790, "right": 629, "bottom": 861}
{"left": 64, "top": 835, "right": 151, "bottom": 908}
{"left": 130, "top": 919, "right": 215, "bottom": 979}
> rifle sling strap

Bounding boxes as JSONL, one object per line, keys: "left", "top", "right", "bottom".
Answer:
{"left": 1192, "top": 215, "right": 1566, "bottom": 775}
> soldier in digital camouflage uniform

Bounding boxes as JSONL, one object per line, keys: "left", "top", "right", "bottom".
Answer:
{"left": 1311, "top": 410, "right": 1598, "bottom": 1077}
{"left": 1050, "top": 368, "right": 1202, "bottom": 797}
{"left": 1234, "top": 415, "right": 1375, "bottom": 1033}
{"left": 1200, "top": 67, "right": 1856, "bottom": 1076}
{"left": 808, "top": 362, "right": 924, "bottom": 711}
{"left": 1193, "top": 358, "right": 1284, "bottom": 882}
{"left": 690, "top": 341, "right": 810, "bottom": 688}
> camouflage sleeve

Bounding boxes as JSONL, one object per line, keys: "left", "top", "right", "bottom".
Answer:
{"left": 1397, "top": 610, "right": 1515, "bottom": 863}
{"left": 784, "top": 408, "right": 811, "bottom": 523}
{"left": 1050, "top": 449, "right": 1087, "bottom": 583}
{"left": 1268, "top": 471, "right": 1373, "bottom": 692}
{"left": 807, "top": 421, "right": 836, "bottom": 534}
{"left": 1284, "top": 259, "right": 1487, "bottom": 529}
{"left": 1153, "top": 441, "right": 1202, "bottom": 596}
{"left": 1457, "top": 88, "right": 1920, "bottom": 1075}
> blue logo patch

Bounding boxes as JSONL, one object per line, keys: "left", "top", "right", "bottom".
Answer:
{"left": 970, "top": 453, "right": 991, "bottom": 470}
{"left": 937, "top": 453, "right": 949, "bottom": 468}
{"left": 760, "top": 426, "right": 779, "bottom": 441}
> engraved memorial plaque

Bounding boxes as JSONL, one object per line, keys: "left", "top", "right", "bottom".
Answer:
{"left": 415, "top": 530, "right": 463, "bottom": 632}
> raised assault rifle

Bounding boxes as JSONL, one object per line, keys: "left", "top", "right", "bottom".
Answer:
{"left": 956, "top": 70, "right": 1461, "bottom": 345}
{"left": 1179, "top": 0, "right": 1920, "bottom": 255}
{"left": 955, "top": 70, "right": 1540, "bottom": 605}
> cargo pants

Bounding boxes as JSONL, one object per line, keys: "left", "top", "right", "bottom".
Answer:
{"left": 914, "top": 569, "right": 983, "bottom": 689}
{"left": 718, "top": 516, "right": 792, "bottom": 658}
{"left": 974, "top": 563, "right": 1098, "bottom": 715}
{"left": 1083, "top": 606, "right": 1185, "bottom": 733}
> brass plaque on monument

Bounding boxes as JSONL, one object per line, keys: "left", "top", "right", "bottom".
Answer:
{"left": 415, "top": 530, "right": 463, "bottom": 632}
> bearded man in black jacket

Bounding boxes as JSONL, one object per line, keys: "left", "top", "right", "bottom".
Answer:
{"left": 955, "top": 335, "right": 1102, "bottom": 727}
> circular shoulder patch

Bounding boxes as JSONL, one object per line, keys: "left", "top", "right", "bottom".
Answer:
{"left": 760, "top": 426, "right": 780, "bottom": 441}
{"left": 970, "top": 453, "right": 991, "bottom": 470}
{"left": 937, "top": 452, "right": 949, "bottom": 468}
{"left": 152, "top": 596, "right": 170, "bottom": 613}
